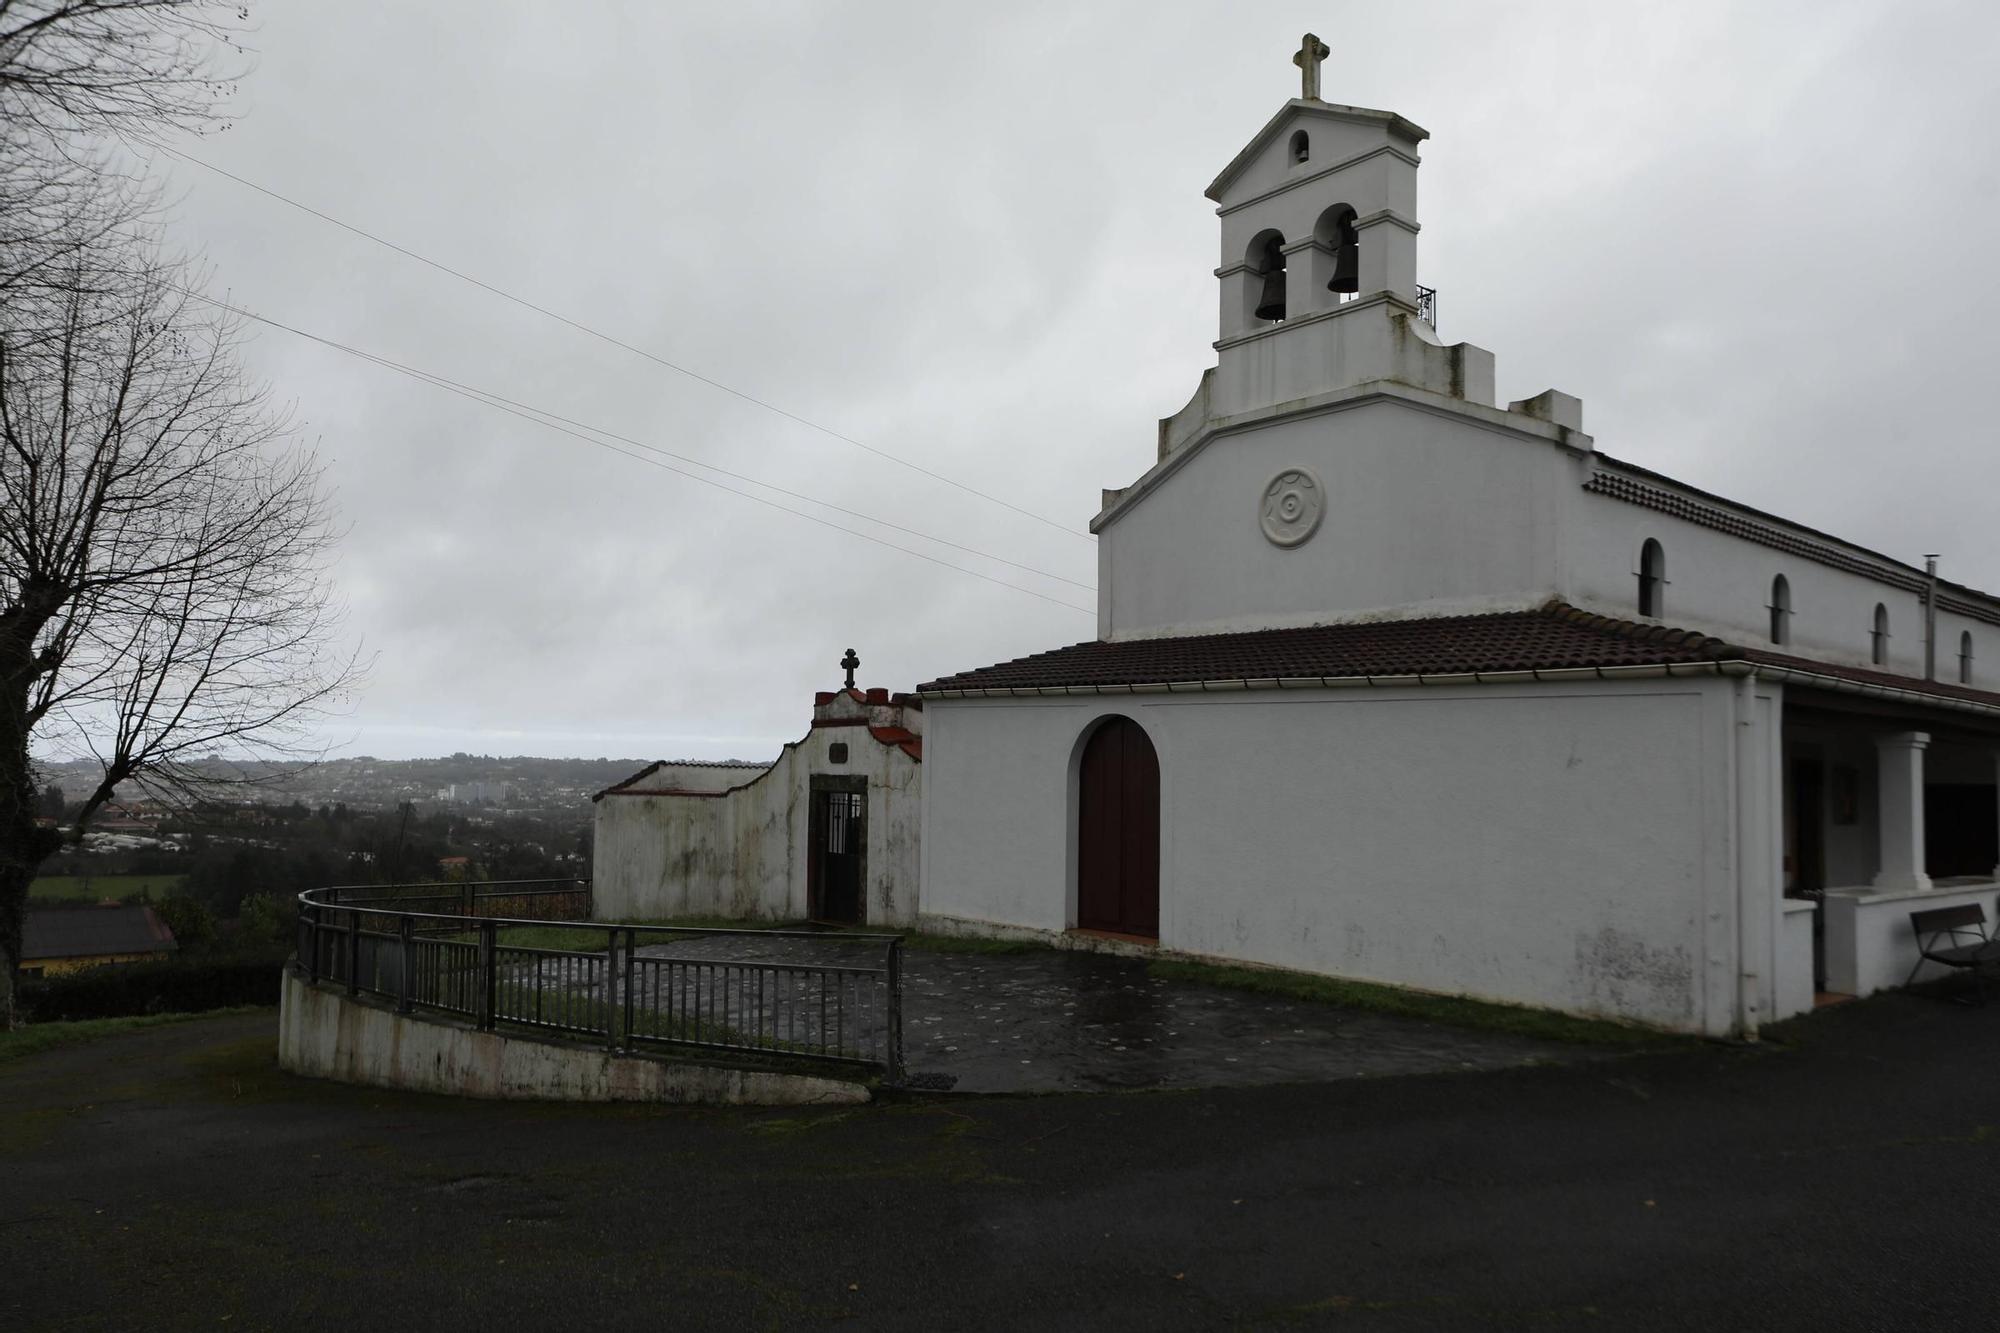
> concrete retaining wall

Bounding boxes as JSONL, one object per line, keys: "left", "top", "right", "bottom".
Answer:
{"left": 277, "top": 969, "right": 870, "bottom": 1107}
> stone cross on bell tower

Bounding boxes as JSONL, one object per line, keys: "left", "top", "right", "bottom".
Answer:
{"left": 840, "top": 648, "right": 860, "bottom": 690}
{"left": 1293, "top": 32, "right": 1330, "bottom": 101}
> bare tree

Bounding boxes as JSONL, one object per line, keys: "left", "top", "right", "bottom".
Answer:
{"left": 0, "top": 4, "right": 361, "bottom": 1024}
{"left": 0, "top": 235, "right": 359, "bottom": 1023}
{"left": 1, "top": 1, "right": 244, "bottom": 296}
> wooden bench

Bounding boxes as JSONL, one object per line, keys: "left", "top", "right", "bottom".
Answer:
{"left": 1907, "top": 903, "right": 2000, "bottom": 1003}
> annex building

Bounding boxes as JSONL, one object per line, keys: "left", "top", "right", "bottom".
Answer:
{"left": 594, "top": 660, "right": 924, "bottom": 928}
{"left": 911, "top": 38, "right": 2000, "bottom": 1037}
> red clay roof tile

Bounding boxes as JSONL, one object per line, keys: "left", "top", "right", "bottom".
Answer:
{"left": 919, "top": 604, "right": 1735, "bottom": 693}
{"left": 920, "top": 602, "right": 2000, "bottom": 717}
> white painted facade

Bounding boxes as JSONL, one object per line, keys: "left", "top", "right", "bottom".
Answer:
{"left": 924, "top": 676, "right": 1786, "bottom": 1032}
{"left": 592, "top": 687, "right": 922, "bottom": 927}
{"left": 916, "top": 58, "right": 2000, "bottom": 1035}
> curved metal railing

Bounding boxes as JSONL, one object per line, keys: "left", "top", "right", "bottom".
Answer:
{"left": 294, "top": 880, "right": 903, "bottom": 1079}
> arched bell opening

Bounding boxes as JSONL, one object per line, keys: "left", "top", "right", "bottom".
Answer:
{"left": 1311, "top": 203, "right": 1360, "bottom": 304}
{"left": 1246, "top": 229, "right": 1288, "bottom": 323}
{"left": 1289, "top": 129, "right": 1310, "bottom": 164}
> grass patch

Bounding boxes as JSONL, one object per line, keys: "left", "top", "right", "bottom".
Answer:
{"left": 896, "top": 932, "right": 1045, "bottom": 956}
{"left": 1146, "top": 959, "right": 1679, "bottom": 1048}
{"left": 445, "top": 913, "right": 1042, "bottom": 958}
{"left": 488, "top": 979, "right": 857, "bottom": 1064}
{"left": 27, "top": 873, "right": 188, "bottom": 903}
{"left": 0, "top": 1006, "right": 269, "bottom": 1064}
{"left": 489, "top": 924, "right": 625, "bottom": 951}
{"left": 456, "top": 917, "right": 807, "bottom": 951}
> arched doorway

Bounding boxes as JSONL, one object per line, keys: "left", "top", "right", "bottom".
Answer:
{"left": 1076, "top": 715, "right": 1160, "bottom": 939}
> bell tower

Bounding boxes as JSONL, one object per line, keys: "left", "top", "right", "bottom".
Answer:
{"left": 1199, "top": 35, "right": 1493, "bottom": 421}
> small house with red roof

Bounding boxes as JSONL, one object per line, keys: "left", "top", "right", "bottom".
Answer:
{"left": 593, "top": 671, "right": 922, "bottom": 926}
{"left": 911, "top": 47, "right": 2000, "bottom": 1038}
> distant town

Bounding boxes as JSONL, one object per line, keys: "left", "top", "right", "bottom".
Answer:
{"left": 32, "top": 753, "right": 669, "bottom": 827}
{"left": 22, "top": 755, "right": 697, "bottom": 912}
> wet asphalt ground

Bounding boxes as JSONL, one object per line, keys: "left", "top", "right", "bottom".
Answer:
{"left": 898, "top": 950, "right": 1573, "bottom": 1092}
{"left": 554, "top": 937, "right": 1576, "bottom": 1091}
{"left": 6, "top": 991, "right": 2000, "bottom": 1330}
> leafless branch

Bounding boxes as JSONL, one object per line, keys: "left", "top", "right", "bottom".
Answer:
{"left": 0, "top": 3, "right": 350, "bottom": 1029}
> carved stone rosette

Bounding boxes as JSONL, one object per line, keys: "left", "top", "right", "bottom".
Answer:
{"left": 1259, "top": 468, "right": 1325, "bottom": 547}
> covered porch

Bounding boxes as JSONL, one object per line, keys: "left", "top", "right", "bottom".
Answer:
{"left": 1783, "top": 695, "right": 2000, "bottom": 1005}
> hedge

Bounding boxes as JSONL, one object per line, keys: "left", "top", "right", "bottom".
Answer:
{"left": 21, "top": 954, "right": 285, "bottom": 1022}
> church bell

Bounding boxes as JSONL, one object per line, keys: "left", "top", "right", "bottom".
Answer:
{"left": 1254, "top": 263, "right": 1287, "bottom": 322}
{"left": 1328, "top": 237, "right": 1359, "bottom": 294}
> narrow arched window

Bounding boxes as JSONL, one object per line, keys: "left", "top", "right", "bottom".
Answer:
{"left": 1637, "top": 540, "right": 1665, "bottom": 618}
{"left": 1871, "top": 603, "right": 1890, "bottom": 665}
{"left": 1289, "top": 129, "right": 1310, "bottom": 164}
{"left": 1249, "top": 230, "right": 1287, "bottom": 323}
{"left": 1960, "top": 631, "right": 1974, "bottom": 685}
{"left": 1768, "top": 575, "right": 1792, "bottom": 645}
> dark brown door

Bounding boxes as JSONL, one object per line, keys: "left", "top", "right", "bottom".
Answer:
{"left": 1077, "top": 716, "right": 1160, "bottom": 939}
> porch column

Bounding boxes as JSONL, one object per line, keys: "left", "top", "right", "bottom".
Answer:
{"left": 1872, "top": 731, "right": 1931, "bottom": 892}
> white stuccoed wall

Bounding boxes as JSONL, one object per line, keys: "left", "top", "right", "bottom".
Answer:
{"left": 923, "top": 674, "right": 1792, "bottom": 1034}
{"left": 593, "top": 692, "right": 923, "bottom": 927}
{"left": 1098, "top": 391, "right": 1576, "bottom": 641}
{"left": 1105, "top": 85, "right": 2000, "bottom": 669}
{"left": 1564, "top": 481, "right": 1993, "bottom": 683}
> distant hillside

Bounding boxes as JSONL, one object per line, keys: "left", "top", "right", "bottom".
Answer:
{"left": 26, "top": 754, "right": 697, "bottom": 813}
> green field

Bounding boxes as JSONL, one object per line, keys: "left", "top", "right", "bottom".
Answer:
{"left": 27, "top": 874, "right": 188, "bottom": 903}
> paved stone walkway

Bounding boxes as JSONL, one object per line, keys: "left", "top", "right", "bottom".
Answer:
{"left": 899, "top": 948, "right": 1577, "bottom": 1093}
{"left": 515, "top": 930, "right": 1582, "bottom": 1093}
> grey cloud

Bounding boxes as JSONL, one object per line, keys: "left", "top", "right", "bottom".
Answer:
{"left": 135, "top": 0, "right": 2000, "bottom": 758}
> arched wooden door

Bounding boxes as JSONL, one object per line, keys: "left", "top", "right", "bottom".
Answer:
{"left": 1076, "top": 715, "right": 1160, "bottom": 939}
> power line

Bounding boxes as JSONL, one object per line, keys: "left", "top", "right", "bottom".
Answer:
{"left": 175, "top": 286, "right": 1099, "bottom": 617}
{"left": 153, "top": 142, "right": 1093, "bottom": 544}
{"left": 344, "top": 358, "right": 1090, "bottom": 592}
{"left": 175, "top": 282, "right": 1089, "bottom": 591}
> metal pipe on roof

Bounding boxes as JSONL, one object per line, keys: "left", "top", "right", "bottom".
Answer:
{"left": 1732, "top": 670, "right": 1769, "bottom": 1042}
{"left": 1924, "top": 555, "right": 1941, "bottom": 681}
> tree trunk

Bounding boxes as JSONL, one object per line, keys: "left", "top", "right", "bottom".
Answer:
{"left": 0, "top": 858, "right": 26, "bottom": 1030}
{"left": 0, "top": 640, "right": 62, "bottom": 1029}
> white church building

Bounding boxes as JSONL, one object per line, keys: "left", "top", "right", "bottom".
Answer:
{"left": 911, "top": 40, "right": 2000, "bottom": 1038}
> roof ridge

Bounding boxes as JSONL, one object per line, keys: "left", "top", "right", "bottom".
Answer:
{"left": 592, "top": 759, "right": 664, "bottom": 801}
{"left": 1538, "top": 600, "right": 1740, "bottom": 660}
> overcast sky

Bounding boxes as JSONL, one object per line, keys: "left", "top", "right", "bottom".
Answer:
{"left": 136, "top": 1, "right": 2000, "bottom": 762}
